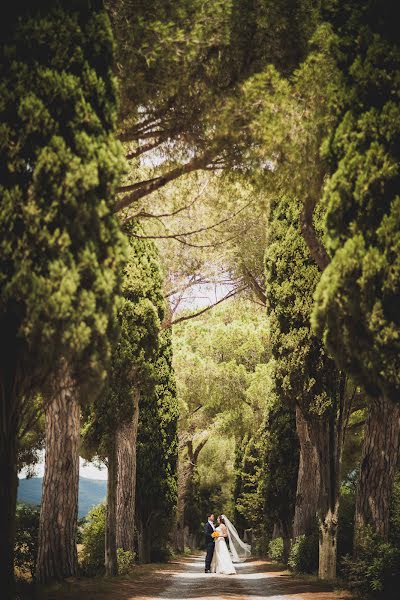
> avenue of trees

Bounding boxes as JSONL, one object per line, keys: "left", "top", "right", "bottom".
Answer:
{"left": 1, "top": 1, "right": 399, "bottom": 598}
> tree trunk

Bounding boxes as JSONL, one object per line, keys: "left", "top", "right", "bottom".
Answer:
{"left": 318, "top": 508, "right": 338, "bottom": 579}
{"left": 175, "top": 455, "right": 187, "bottom": 553}
{"left": 0, "top": 422, "right": 18, "bottom": 597}
{"left": 293, "top": 406, "right": 320, "bottom": 536}
{"left": 313, "top": 413, "right": 340, "bottom": 579}
{"left": 105, "top": 436, "right": 118, "bottom": 576}
{"left": 36, "top": 371, "right": 80, "bottom": 583}
{"left": 354, "top": 395, "right": 400, "bottom": 544}
{"left": 281, "top": 521, "right": 292, "bottom": 565}
{"left": 116, "top": 389, "right": 140, "bottom": 552}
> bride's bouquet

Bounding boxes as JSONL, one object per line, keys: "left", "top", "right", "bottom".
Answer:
{"left": 211, "top": 531, "right": 220, "bottom": 539}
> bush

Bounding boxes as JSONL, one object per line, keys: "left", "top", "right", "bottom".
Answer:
{"left": 268, "top": 537, "right": 284, "bottom": 562}
{"left": 342, "top": 528, "right": 400, "bottom": 598}
{"left": 117, "top": 549, "right": 135, "bottom": 575}
{"left": 14, "top": 503, "right": 40, "bottom": 579}
{"left": 80, "top": 503, "right": 106, "bottom": 576}
{"left": 288, "top": 531, "right": 319, "bottom": 574}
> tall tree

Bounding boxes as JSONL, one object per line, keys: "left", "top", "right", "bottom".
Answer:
{"left": 264, "top": 196, "right": 352, "bottom": 579}
{"left": 82, "top": 224, "right": 164, "bottom": 575}
{"left": 261, "top": 391, "right": 299, "bottom": 563}
{"left": 136, "top": 330, "right": 179, "bottom": 563}
{"left": 312, "top": 0, "right": 400, "bottom": 544}
{"left": 0, "top": 2, "right": 125, "bottom": 591}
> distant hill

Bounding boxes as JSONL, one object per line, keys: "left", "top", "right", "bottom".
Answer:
{"left": 18, "top": 477, "right": 107, "bottom": 518}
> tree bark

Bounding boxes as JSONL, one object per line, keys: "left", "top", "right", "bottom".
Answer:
{"left": 293, "top": 406, "right": 320, "bottom": 536}
{"left": 0, "top": 420, "right": 18, "bottom": 597}
{"left": 36, "top": 370, "right": 80, "bottom": 583}
{"left": 105, "top": 436, "right": 118, "bottom": 576}
{"left": 116, "top": 389, "right": 140, "bottom": 552}
{"left": 175, "top": 454, "right": 188, "bottom": 553}
{"left": 312, "top": 414, "right": 340, "bottom": 580}
{"left": 354, "top": 394, "right": 400, "bottom": 544}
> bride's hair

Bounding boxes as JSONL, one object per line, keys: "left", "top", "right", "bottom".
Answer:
{"left": 218, "top": 515, "right": 225, "bottom": 525}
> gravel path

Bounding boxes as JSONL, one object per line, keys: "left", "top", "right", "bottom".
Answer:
{"left": 150, "top": 555, "right": 349, "bottom": 600}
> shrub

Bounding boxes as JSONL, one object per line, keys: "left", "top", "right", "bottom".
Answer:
{"left": 77, "top": 516, "right": 87, "bottom": 545}
{"left": 117, "top": 549, "right": 135, "bottom": 575}
{"left": 14, "top": 503, "right": 40, "bottom": 579}
{"left": 341, "top": 528, "right": 400, "bottom": 598}
{"left": 80, "top": 503, "right": 106, "bottom": 576}
{"left": 268, "top": 537, "right": 284, "bottom": 562}
{"left": 288, "top": 531, "right": 319, "bottom": 574}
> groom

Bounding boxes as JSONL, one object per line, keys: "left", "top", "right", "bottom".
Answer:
{"left": 204, "top": 512, "right": 215, "bottom": 572}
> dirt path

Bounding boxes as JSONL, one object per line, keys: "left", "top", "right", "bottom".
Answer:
{"left": 36, "top": 554, "right": 350, "bottom": 600}
{"left": 148, "top": 555, "right": 349, "bottom": 600}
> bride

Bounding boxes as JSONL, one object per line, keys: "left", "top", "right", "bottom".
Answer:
{"left": 211, "top": 514, "right": 251, "bottom": 575}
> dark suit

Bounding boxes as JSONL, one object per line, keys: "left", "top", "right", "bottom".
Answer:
{"left": 204, "top": 521, "right": 215, "bottom": 571}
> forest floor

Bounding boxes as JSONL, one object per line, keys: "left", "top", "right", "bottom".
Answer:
{"left": 32, "top": 554, "right": 352, "bottom": 600}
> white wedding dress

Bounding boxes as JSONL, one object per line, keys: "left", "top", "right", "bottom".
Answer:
{"left": 210, "top": 526, "right": 236, "bottom": 574}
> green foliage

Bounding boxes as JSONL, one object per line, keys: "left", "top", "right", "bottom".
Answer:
{"left": 264, "top": 195, "right": 338, "bottom": 417}
{"left": 234, "top": 435, "right": 264, "bottom": 531}
{"left": 14, "top": 503, "right": 40, "bottom": 579}
{"left": 341, "top": 528, "right": 400, "bottom": 598}
{"left": 0, "top": 3, "right": 126, "bottom": 390}
{"left": 288, "top": 530, "right": 319, "bottom": 574}
{"left": 111, "top": 0, "right": 321, "bottom": 175}
{"left": 82, "top": 225, "right": 164, "bottom": 457}
{"left": 312, "top": 0, "right": 400, "bottom": 404}
{"left": 80, "top": 503, "right": 106, "bottom": 576}
{"left": 337, "top": 485, "right": 356, "bottom": 567}
{"left": 136, "top": 329, "right": 179, "bottom": 557}
{"left": 116, "top": 549, "right": 135, "bottom": 575}
{"left": 261, "top": 398, "right": 299, "bottom": 538}
{"left": 268, "top": 537, "right": 284, "bottom": 562}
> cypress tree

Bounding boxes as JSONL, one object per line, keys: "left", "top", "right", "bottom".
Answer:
{"left": 313, "top": 0, "right": 400, "bottom": 542}
{"left": 136, "top": 329, "right": 179, "bottom": 563}
{"left": 82, "top": 224, "right": 165, "bottom": 574}
{"left": 0, "top": 1, "right": 125, "bottom": 591}
{"left": 265, "top": 196, "right": 350, "bottom": 578}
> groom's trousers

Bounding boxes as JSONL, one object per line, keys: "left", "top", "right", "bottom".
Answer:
{"left": 205, "top": 541, "right": 214, "bottom": 571}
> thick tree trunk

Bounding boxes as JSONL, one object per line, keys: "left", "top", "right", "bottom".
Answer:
{"left": 293, "top": 406, "right": 320, "bottom": 536}
{"left": 354, "top": 395, "right": 400, "bottom": 544}
{"left": 0, "top": 424, "right": 18, "bottom": 597}
{"left": 36, "top": 371, "right": 80, "bottom": 583}
{"left": 105, "top": 437, "right": 118, "bottom": 576}
{"left": 313, "top": 414, "right": 340, "bottom": 580}
{"left": 318, "top": 508, "right": 338, "bottom": 579}
{"left": 116, "top": 390, "right": 140, "bottom": 552}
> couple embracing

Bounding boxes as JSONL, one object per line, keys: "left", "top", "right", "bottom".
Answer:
{"left": 204, "top": 512, "right": 251, "bottom": 575}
